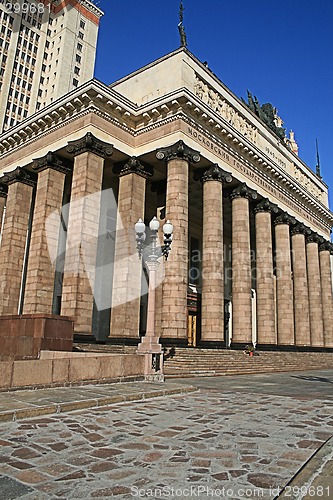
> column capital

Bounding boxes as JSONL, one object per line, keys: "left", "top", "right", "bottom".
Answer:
{"left": 230, "top": 182, "right": 257, "bottom": 201}
{"left": 306, "top": 232, "right": 322, "bottom": 245}
{"left": 2, "top": 167, "right": 37, "bottom": 187}
{"left": 291, "top": 223, "right": 312, "bottom": 237}
{"left": 273, "top": 211, "right": 296, "bottom": 226}
{"left": 67, "top": 132, "right": 113, "bottom": 158}
{"left": 319, "top": 239, "right": 333, "bottom": 253}
{"left": 194, "top": 164, "right": 233, "bottom": 184}
{"left": 113, "top": 157, "right": 153, "bottom": 179}
{"left": 156, "top": 140, "right": 200, "bottom": 164}
{"left": 254, "top": 198, "right": 279, "bottom": 214}
{"left": 0, "top": 183, "right": 8, "bottom": 198}
{"left": 32, "top": 151, "right": 72, "bottom": 175}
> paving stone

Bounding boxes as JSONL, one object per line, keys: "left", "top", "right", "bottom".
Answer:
{"left": 0, "top": 475, "right": 34, "bottom": 497}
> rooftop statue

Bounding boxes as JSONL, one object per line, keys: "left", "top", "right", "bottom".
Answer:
{"left": 178, "top": 1, "right": 187, "bottom": 48}
{"left": 245, "top": 91, "right": 286, "bottom": 141}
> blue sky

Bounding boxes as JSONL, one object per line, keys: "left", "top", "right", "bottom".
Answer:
{"left": 94, "top": 0, "right": 333, "bottom": 205}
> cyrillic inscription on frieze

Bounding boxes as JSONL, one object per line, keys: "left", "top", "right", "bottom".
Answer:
{"left": 194, "top": 74, "right": 257, "bottom": 144}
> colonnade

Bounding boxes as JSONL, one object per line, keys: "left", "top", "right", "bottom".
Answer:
{"left": 0, "top": 134, "right": 332, "bottom": 348}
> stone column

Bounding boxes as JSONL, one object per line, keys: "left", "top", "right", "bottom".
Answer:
{"left": 200, "top": 164, "right": 232, "bottom": 342}
{"left": 254, "top": 199, "right": 278, "bottom": 346}
{"left": 291, "top": 223, "right": 311, "bottom": 346}
{"left": 156, "top": 140, "right": 200, "bottom": 341}
{"left": 230, "top": 183, "right": 257, "bottom": 347}
{"left": 0, "top": 184, "right": 7, "bottom": 236}
{"left": 0, "top": 168, "right": 36, "bottom": 315}
{"left": 23, "top": 153, "right": 69, "bottom": 314}
{"left": 61, "top": 133, "right": 113, "bottom": 335}
{"left": 109, "top": 157, "right": 153, "bottom": 340}
{"left": 306, "top": 233, "right": 324, "bottom": 347}
{"left": 274, "top": 213, "right": 295, "bottom": 345}
{"left": 319, "top": 241, "right": 333, "bottom": 348}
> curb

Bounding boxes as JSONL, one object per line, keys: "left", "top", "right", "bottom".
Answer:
{"left": 0, "top": 385, "right": 198, "bottom": 423}
{"left": 276, "top": 436, "right": 333, "bottom": 499}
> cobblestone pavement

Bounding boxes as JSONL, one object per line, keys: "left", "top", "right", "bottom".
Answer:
{"left": 0, "top": 370, "right": 332, "bottom": 499}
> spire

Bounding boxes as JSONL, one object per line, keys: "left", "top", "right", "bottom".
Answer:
{"left": 178, "top": 1, "right": 187, "bottom": 48}
{"left": 315, "top": 139, "right": 322, "bottom": 178}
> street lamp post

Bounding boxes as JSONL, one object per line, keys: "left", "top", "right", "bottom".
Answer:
{"left": 135, "top": 216, "right": 173, "bottom": 382}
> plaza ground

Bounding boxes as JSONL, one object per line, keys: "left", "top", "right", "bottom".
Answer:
{"left": 0, "top": 370, "right": 332, "bottom": 499}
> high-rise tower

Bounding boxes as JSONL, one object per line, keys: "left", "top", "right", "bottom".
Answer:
{"left": 0, "top": 0, "right": 103, "bottom": 132}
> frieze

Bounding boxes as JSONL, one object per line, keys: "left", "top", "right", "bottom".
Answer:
{"left": 186, "top": 125, "right": 330, "bottom": 234}
{"left": 194, "top": 73, "right": 324, "bottom": 202}
{"left": 194, "top": 74, "right": 257, "bottom": 144}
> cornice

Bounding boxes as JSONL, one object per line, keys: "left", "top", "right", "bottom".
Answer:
{"left": 178, "top": 114, "right": 333, "bottom": 231}
{"left": 0, "top": 86, "right": 332, "bottom": 231}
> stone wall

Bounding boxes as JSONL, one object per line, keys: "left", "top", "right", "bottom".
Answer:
{"left": 0, "top": 352, "right": 145, "bottom": 390}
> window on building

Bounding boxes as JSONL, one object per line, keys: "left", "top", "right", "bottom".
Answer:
{"left": 80, "top": 20, "right": 85, "bottom": 29}
{"left": 78, "top": 31, "right": 84, "bottom": 40}
{"left": 76, "top": 54, "right": 81, "bottom": 63}
{"left": 74, "top": 66, "right": 80, "bottom": 75}
{"left": 77, "top": 42, "right": 82, "bottom": 52}
{"left": 73, "top": 78, "right": 78, "bottom": 87}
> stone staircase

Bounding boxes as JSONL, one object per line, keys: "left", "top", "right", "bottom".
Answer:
{"left": 163, "top": 347, "right": 333, "bottom": 378}
{"left": 74, "top": 343, "right": 333, "bottom": 379}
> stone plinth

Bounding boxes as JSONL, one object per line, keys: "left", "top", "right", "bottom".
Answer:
{"left": 0, "top": 314, "right": 74, "bottom": 361}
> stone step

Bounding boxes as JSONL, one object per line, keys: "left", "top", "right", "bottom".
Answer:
{"left": 163, "top": 348, "right": 333, "bottom": 378}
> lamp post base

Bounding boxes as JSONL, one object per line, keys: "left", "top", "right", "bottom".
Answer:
{"left": 137, "top": 335, "right": 164, "bottom": 383}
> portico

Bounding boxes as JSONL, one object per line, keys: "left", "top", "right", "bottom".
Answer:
{"left": 0, "top": 48, "right": 332, "bottom": 352}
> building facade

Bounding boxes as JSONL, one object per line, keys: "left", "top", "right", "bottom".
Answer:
{"left": 0, "top": 48, "right": 332, "bottom": 350}
{"left": 0, "top": 0, "right": 103, "bottom": 132}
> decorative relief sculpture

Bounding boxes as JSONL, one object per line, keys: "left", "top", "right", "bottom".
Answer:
{"left": 193, "top": 77, "right": 324, "bottom": 203}
{"left": 293, "top": 164, "right": 323, "bottom": 200}
{"left": 194, "top": 75, "right": 257, "bottom": 144}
